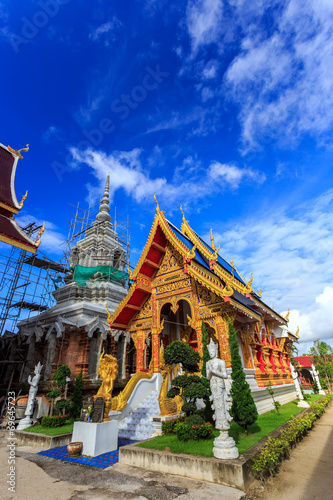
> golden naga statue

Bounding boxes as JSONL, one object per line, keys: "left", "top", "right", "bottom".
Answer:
{"left": 159, "top": 343, "right": 183, "bottom": 416}
{"left": 96, "top": 348, "right": 118, "bottom": 402}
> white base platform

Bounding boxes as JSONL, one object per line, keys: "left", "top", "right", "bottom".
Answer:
{"left": 72, "top": 420, "right": 118, "bottom": 457}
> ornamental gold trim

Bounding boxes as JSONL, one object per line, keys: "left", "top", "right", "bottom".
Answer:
{"left": 0, "top": 234, "right": 37, "bottom": 253}
{"left": 7, "top": 144, "right": 29, "bottom": 159}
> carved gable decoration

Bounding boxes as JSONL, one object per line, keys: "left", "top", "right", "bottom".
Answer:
{"left": 195, "top": 281, "right": 219, "bottom": 307}
{"left": 135, "top": 296, "right": 153, "bottom": 321}
{"left": 155, "top": 243, "right": 184, "bottom": 278}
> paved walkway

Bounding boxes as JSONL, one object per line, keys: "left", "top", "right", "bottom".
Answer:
{"left": 248, "top": 401, "right": 333, "bottom": 500}
{"left": 0, "top": 433, "right": 245, "bottom": 500}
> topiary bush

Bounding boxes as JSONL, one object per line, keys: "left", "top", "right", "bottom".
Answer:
{"left": 55, "top": 399, "right": 71, "bottom": 412}
{"left": 165, "top": 341, "right": 209, "bottom": 416}
{"left": 70, "top": 371, "right": 83, "bottom": 419}
{"left": 185, "top": 414, "right": 205, "bottom": 427}
{"left": 228, "top": 319, "right": 258, "bottom": 434}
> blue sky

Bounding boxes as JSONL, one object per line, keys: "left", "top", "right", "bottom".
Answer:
{"left": 1, "top": 0, "right": 333, "bottom": 352}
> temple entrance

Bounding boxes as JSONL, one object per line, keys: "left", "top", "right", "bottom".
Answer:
{"left": 300, "top": 368, "right": 314, "bottom": 389}
{"left": 144, "top": 333, "right": 152, "bottom": 369}
{"left": 159, "top": 299, "right": 196, "bottom": 349}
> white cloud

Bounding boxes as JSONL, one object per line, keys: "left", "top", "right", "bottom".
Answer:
{"left": 209, "top": 162, "right": 266, "bottom": 188}
{"left": 186, "top": 0, "right": 223, "bottom": 54}
{"left": 226, "top": 0, "right": 333, "bottom": 151}
{"left": 42, "top": 125, "right": 62, "bottom": 143}
{"left": 206, "top": 189, "right": 333, "bottom": 349}
{"left": 70, "top": 147, "right": 265, "bottom": 206}
{"left": 89, "top": 19, "right": 121, "bottom": 43}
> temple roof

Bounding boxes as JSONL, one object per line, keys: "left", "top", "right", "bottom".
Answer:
{"left": 0, "top": 142, "right": 41, "bottom": 253}
{"left": 294, "top": 356, "right": 314, "bottom": 368}
{"left": 0, "top": 143, "right": 22, "bottom": 215}
{"left": 109, "top": 202, "right": 288, "bottom": 330}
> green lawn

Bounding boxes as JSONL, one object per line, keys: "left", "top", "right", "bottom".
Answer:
{"left": 136, "top": 395, "right": 323, "bottom": 456}
{"left": 23, "top": 420, "right": 75, "bottom": 436}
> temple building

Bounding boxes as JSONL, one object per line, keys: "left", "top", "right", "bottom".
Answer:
{"left": 294, "top": 356, "right": 325, "bottom": 393}
{"left": 0, "top": 142, "right": 43, "bottom": 252}
{"left": 15, "top": 176, "right": 131, "bottom": 391}
{"left": 109, "top": 199, "right": 298, "bottom": 435}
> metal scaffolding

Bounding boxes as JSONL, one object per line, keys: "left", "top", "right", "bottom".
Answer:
{"left": 0, "top": 223, "right": 68, "bottom": 335}
{"left": 0, "top": 203, "right": 131, "bottom": 335}
{"left": 59, "top": 201, "right": 131, "bottom": 275}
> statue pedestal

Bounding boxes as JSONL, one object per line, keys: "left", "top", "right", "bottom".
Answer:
{"left": 213, "top": 430, "right": 239, "bottom": 460}
{"left": 17, "top": 416, "right": 33, "bottom": 431}
{"left": 297, "top": 400, "right": 310, "bottom": 408}
{"left": 72, "top": 419, "right": 119, "bottom": 457}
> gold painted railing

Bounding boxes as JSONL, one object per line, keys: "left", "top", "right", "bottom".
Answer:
{"left": 110, "top": 360, "right": 154, "bottom": 412}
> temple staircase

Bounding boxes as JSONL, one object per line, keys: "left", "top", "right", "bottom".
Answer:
{"left": 117, "top": 390, "right": 160, "bottom": 440}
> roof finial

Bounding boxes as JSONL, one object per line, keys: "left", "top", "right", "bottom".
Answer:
{"left": 96, "top": 174, "right": 111, "bottom": 223}
{"left": 154, "top": 193, "right": 160, "bottom": 212}
{"left": 285, "top": 308, "right": 290, "bottom": 321}
{"left": 210, "top": 228, "right": 216, "bottom": 251}
{"left": 8, "top": 144, "right": 29, "bottom": 159}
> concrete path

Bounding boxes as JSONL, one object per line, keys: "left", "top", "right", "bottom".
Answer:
{"left": 0, "top": 433, "right": 245, "bottom": 500}
{"left": 248, "top": 401, "right": 333, "bottom": 500}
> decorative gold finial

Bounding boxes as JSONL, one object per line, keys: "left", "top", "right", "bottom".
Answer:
{"left": 127, "top": 266, "right": 134, "bottom": 280}
{"left": 247, "top": 272, "right": 253, "bottom": 287}
{"left": 212, "top": 243, "right": 220, "bottom": 260}
{"left": 186, "top": 244, "right": 196, "bottom": 260}
{"left": 106, "top": 305, "right": 112, "bottom": 324}
{"left": 19, "top": 190, "right": 28, "bottom": 208}
{"left": 180, "top": 205, "right": 186, "bottom": 224}
{"left": 221, "top": 282, "right": 234, "bottom": 297}
{"left": 258, "top": 285, "right": 263, "bottom": 298}
{"left": 231, "top": 258, "right": 235, "bottom": 268}
{"left": 285, "top": 308, "right": 290, "bottom": 321}
{"left": 210, "top": 228, "right": 216, "bottom": 251}
{"left": 272, "top": 304, "right": 274, "bottom": 310}
{"left": 34, "top": 222, "right": 45, "bottom": 246}
{"left": 154, "top": 193, "right": 160, "bottom": 212}
{"left": 295, "top": 326, "right": 299, "bottom": 338}
{"left": 8, "top": 144, "right": 29, "bottom": 159}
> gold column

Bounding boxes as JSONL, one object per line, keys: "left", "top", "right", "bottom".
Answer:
{"left": 214, "top": 315, "right": 232, "bottom": 368}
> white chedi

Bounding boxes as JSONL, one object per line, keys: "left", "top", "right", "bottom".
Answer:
{"left": 206, "top": 339, "right": 239, "bottom": 459}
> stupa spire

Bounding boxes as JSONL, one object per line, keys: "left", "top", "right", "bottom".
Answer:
{"left": 96, "top": 174, "right": 111, "bottom": 223}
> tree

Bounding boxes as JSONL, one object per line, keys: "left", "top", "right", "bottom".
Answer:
{"left": 200, "top": 321, "right": 213, "bottom": 422}
{"left": 47, "top": 364, "right": 71, "bottom": 416}
{"left": 228, "top": 319, "right": 258, "bottom": 435}
{"left": 70, "top": 371, "right": 83, "bottom": 419}
{"left": 164, "top": 341, "right": 209, "bottom": 416}
{"left": 309, "top": 340, "right": 333, "bottom": 393}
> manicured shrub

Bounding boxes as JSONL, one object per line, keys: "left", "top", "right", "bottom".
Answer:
{"left": 252, "top": 394, "right": 333, "bottom": 480}
{"left": 52, "top": 364, "right": 71, "bottom": 387}
{"left": 185, "top": 414, "right": 205, "bottom": 427}
{"left": 195, "top": 422, "right": 214, "bottom": 439}
{"left": 228, "top": 319, "right": 258, "bottom": 434}
{"left": 164, "top": 341, "right": 209, "bottom": 416}
{"left": 175, "top": 422, "right": 192, "bottom": 442}
{"left": 161, "top": 416, "right": 185, "bottom": 435}
{"left": 55, "top": 399, "right": 71, "bottom": 412}
{"left": 70, "top": 371, "right": 83, "bottom": 419}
